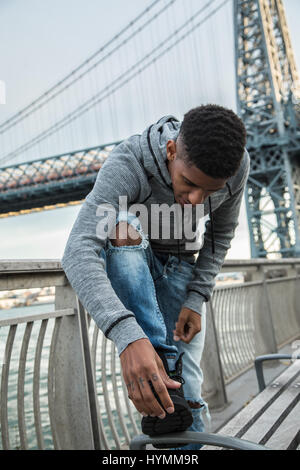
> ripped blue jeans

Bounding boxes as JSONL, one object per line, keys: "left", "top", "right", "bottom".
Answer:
{"left": 99, "top": 211, "right": 209, "bottom": 450}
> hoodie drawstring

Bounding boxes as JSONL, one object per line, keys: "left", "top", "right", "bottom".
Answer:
{"left": 175, "top": 195, "right": 216, "bottom": 266}
{"left": 207, "top": 183, "right": 232, "bottom": 264}
{"left": 208, "top": 196, "right": 215, "bottom": 264}
{"left": 174, "top": 195, "right": 183, "bottom": 270}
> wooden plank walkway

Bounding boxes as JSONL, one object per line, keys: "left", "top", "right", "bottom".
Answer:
{"left": 203, "top": 360, "right": 300, "bottom": 450}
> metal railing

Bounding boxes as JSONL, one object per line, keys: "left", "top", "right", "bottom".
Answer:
{"left": 211, "top": 282, "right": 257, "bottom": 382}
{"left": 209, "top": 276, "right": 300, "bottom": 383}
{"left": 0, "top": 259, "right": 299, "bottom": 449}
{"left": 0, "top": 308, "right": 75, "bottom": 449}
{"left": 89, "top": 322, "right": 141, "bottom": 449}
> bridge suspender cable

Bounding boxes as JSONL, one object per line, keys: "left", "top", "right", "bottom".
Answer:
{"left": 0, "top": 0, "right": 230, "bottom": 166}
{"left": 0, "top": 0, "right": 166, "bottom": 134}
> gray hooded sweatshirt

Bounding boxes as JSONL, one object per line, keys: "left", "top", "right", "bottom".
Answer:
{"left": 61, "top": 115, "right": 250, "bottom": 356}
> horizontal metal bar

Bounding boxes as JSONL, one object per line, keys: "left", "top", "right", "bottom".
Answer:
{"left": 222, "top": 259, "right": 300, "bottom": 267}
{"left": 214, "top": 276, "right": 300, "bottom": 291}
{"left": 214, "top": 279, "right": 263, "bottom": 290}
{"left": 265, "top": 275, "right": 300, "bottom": 285}
{"left": 129, "top": 431, "right": 269, "bottom": 450}
{"left": 0, "top": 260, "right": 62, "bottom": 273}
{"left": 254, "top": 354, "right": 300, "bottom": 392}
{"left": 0, "top": 308, "right": 76, "bottom": 327}
{"left": 0, "top": 258, "right": 299, "bottom": 274}
{"left": 0, "top": 272, "right": 67, "bottom": 291}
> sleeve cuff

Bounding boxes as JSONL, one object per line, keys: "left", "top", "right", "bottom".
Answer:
{"left": 106, "top": 315, "right": 148, "bottom": 356}
{"left": 183, "top": 291, "right": 207, "bottom": 316}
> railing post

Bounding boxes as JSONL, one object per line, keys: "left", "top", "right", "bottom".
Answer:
{"left": 201, "top": 301, "right": 228, "bottom": 410}
{"left": 51, "top": 284, "right": 98, "bottom": 449}
{"left": 254, "top": 268, "right": 278, "bottom": 357}
{"left": 290, "top": 272, "right": 300, "bottom": 332}
{"left": 76, "top": 297, "right": 102, "bottom": 449}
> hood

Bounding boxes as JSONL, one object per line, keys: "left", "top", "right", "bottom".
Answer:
{"left": 140, "top": 115, "right": 180, "bottom": 188}
{"left": 139, "top": 115, "right": 220, "bottom": 263}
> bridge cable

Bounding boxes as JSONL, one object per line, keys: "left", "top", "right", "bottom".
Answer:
{"left": 0, "top": 0, "right": 169, "bottom": 134}
{"left": 0, "top": 0, "right": 230, "bottom": 165}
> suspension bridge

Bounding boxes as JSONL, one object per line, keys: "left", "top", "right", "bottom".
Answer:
{"left": 0, "top": 0, "right": 299, "bottom": 258}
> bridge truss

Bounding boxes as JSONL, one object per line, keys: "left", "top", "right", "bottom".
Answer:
{"left": 235, "top": 0, "right": 300, "bottom": 257}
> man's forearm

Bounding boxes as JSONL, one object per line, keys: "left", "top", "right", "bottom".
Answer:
{"left": 61, "top": 198, "right": 148, "bottom": 355}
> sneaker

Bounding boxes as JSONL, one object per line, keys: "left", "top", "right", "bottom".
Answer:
{"left": 141, "top": 351, "right": 193, "bottom": 449}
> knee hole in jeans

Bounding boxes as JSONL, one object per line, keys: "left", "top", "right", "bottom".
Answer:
{"left": 187, "top": 400, "right": 204, "bottom": 409}
{"left": 110, "top": 222, "right": 142, "bottom": 247}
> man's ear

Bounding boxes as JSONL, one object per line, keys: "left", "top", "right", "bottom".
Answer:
{"left": 166, "top": 140, "right": 176, "bottom": 161}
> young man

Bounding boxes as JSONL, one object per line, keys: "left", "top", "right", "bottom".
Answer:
{"left": 62, "top": 104, "right": 249, "bottom": 450}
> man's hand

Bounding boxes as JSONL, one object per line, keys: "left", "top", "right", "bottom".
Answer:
{"left": 173, "top": 307, "right": 201, "bottom": 344}
{"left": 120, "top": 338, "right": 181, "bottom": 418}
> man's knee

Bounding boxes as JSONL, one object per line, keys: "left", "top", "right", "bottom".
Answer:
{"left": 110, "top": 221, "right": 142, "bottom": 247}
{"left": 187, "top": 400, "right": 203, "bottom": 409}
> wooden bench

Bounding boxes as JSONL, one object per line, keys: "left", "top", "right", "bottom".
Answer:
{"left": 130, "top": 354, "right": 300, "bottom": 450}
{"left": 202, "top": 354, "right": 300, "bottom": 450}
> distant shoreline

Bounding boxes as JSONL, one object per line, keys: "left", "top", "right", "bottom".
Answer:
{"left": 0, "top": 299, "right": 54, "bottom": 310}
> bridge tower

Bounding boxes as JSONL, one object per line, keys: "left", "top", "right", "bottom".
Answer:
{"left": 234, "top": 0, "right": 300, "bottom": 258}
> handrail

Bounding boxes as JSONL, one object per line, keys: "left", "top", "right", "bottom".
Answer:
{"left": 129, "top": 431, "right": 269, "bottom": 450}
{"left": 0, "top": 258, "right": 299, "bottom": 273}
{"left": 0, "top": 308, "right": 75, "bottom": 327}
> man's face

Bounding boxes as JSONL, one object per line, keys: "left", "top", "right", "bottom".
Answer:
{"left": 166, "top": 137, "right": 228, "bottom": 207}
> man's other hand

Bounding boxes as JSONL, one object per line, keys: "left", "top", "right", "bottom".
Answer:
{"left": 120, "top": 338, "right": 181, "bottom": 418}
{"left": 173, "top": 307, "right": 201, "bottom": 344}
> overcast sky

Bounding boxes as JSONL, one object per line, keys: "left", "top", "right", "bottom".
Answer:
{"left": 0, "top": 0, "right": 300, "bottom": 261}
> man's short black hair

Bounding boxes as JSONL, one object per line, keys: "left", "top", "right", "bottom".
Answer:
{"left": 179, "top": 104, "right": 247, "bottom": 179}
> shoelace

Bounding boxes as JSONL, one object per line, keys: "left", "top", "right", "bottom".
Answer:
{"left": 170, "top": 374, "right": 185, "bottom": 385}
{"left": 169, "top": 352, "right": 185, "bottom": 385}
